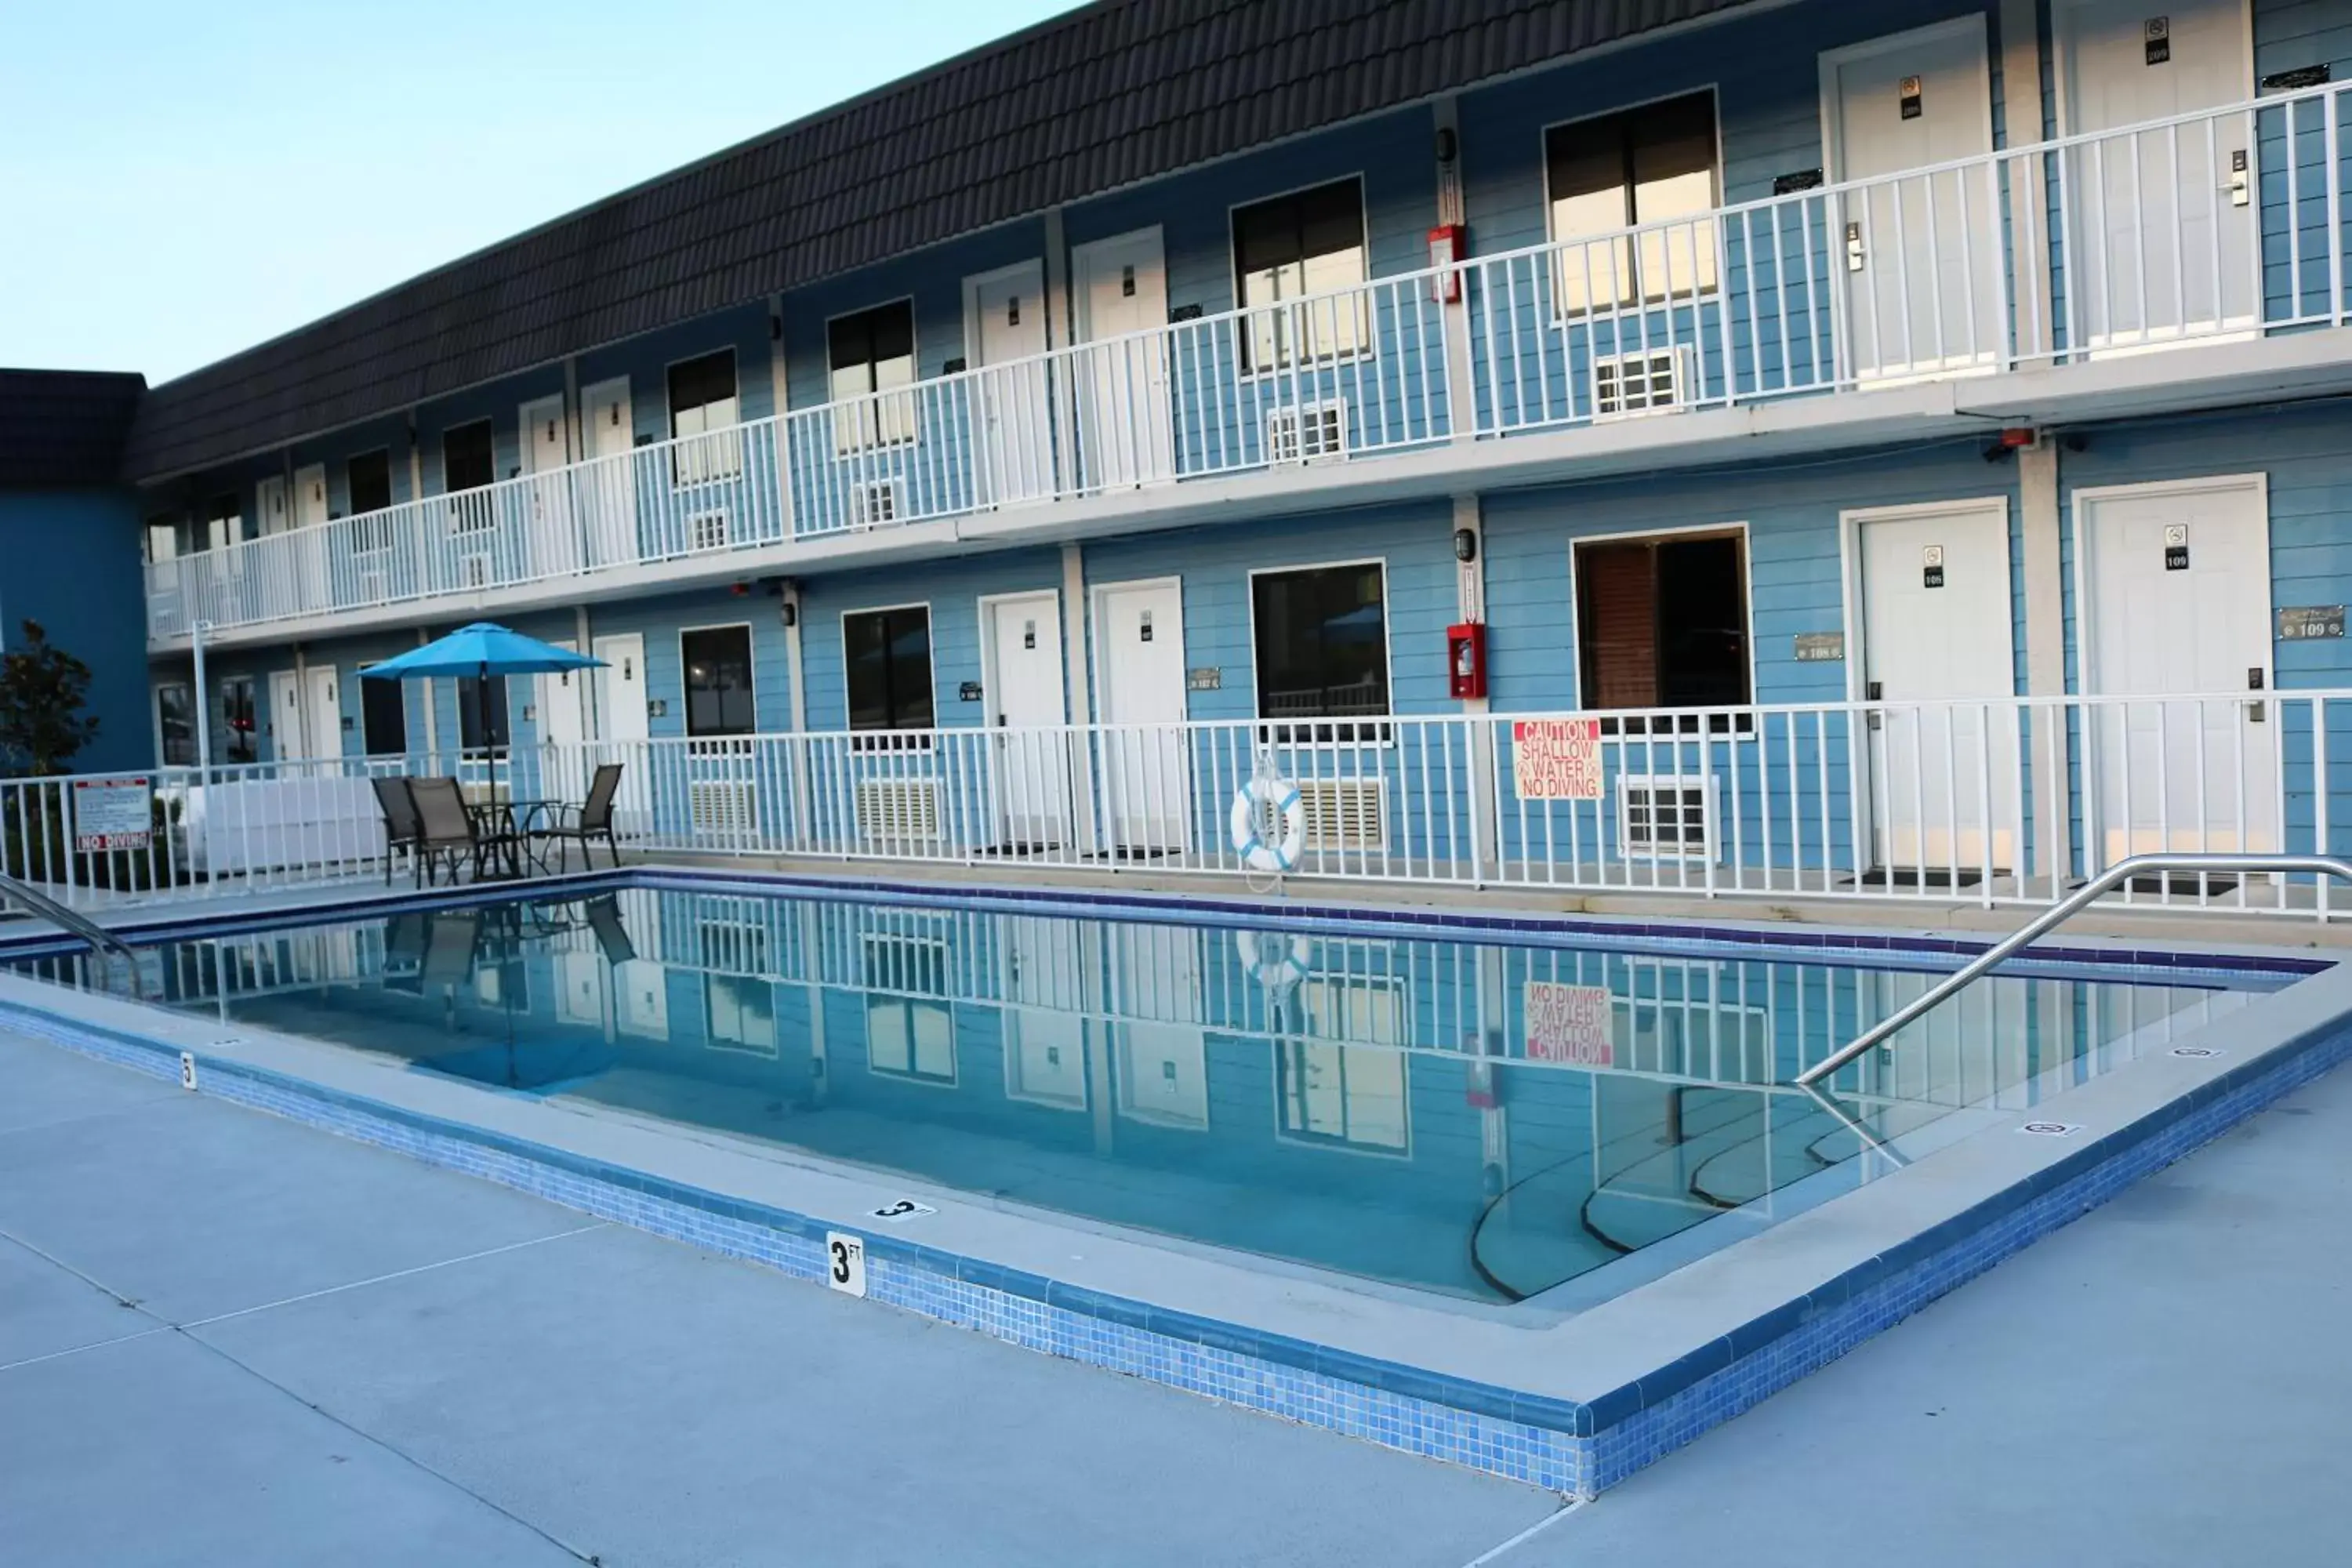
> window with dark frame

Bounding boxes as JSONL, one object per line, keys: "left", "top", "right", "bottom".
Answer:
{"left": 347, "top": 449, "right": 393, "bottom": 514}
{"left": 156, "top": 684, "right": 196, "bottom": 766}
{"left": 360, "top": 672, "right": 407, "bottom": 757}
{"left": 220, "top": 676, "right": 257, "bottom": 764}
{"left": 682, "top": 626, "right": 757, "bottom": 737}
{"left": 1250, "top": 563, "right": 1390, "bottom": 742}
{"left": 667, "top": 350, "right": 742, "bottom": 484}
{"left": 1232, "top": 178, "right": 1370, "bottom": 369}
{"left": 458, "top": 675, "right": 510, "bottom": 751}
{"left": 1546, "top": 91, "right": 1720, "bottom": 312}
{"left": 828, "top": 302, "right": 916, "bottom": 451}
{"left": 844, "top": 607, "right": 935, "bottom": 743}
{"left": 348, "top": 450, "right": 395, "bottom": 554}
{"left": 442, "top": 420, "right": 495, "bottom": 492}
{"left": 1574, "top": 533, "right": 1751, "bottom": 725}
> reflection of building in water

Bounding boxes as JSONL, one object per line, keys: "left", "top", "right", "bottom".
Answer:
{"left": 119, "top": 893, "right": 2253, "bottom": 1304}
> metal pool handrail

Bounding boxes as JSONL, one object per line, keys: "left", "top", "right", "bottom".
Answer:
{"left": 0, "top": 873, "right": 138, "bottom": 964}
{"left": 1795, "top": 854, "right": 2352, "bottom": 1089}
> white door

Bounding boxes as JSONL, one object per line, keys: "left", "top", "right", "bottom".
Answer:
{"left": 291, "top": 463, "right": 333, "bottom": 613}
{"left": 535, "top": 637, "right": 589, "bottom": 805}
{"left": 520, "top": 393, "right": 576, "bottom": 575}
{"left": 256, "top": 475, "right": 292, "bottom": 535}
{"left": 592, "top": 632, "right": 651, "bottom": 833}
{"left": 2078, "top": 474, "right": 2277, "bottom": 861}
{"left": 1093, "top": 578, "right": 1190, "bottom": 854}
{"left": 1002, "top": 915, "right": 1086, "bottom": 1109}
{"left": 2060, "top": 0, "right": 2256, "bottom": 348}
{"left": 1072, "top": 228, "right": 1175, "bottom": 489}
{"left": 556, "top": 951, "right": 607, "bottom": 1026}
{"left": 303, "top": 666, "right": 343, "bottom": 762}
{"left": 984, "top": 590, "right": 1070, "bottom": 848}
{"left": 579, "top": 378, "right": 637, "bottom": 567}
{"left": 1110, "top": 923, "right": 1207, "bottom": 1127}
{"left": 967, "top": 260, "right": 1055, "bottom": 506}
{"left": 268, "top": 670, "right": 303, "bottom": 762}
{"left": 1855, "top": 499, "right": 2019, "bottom": 877}
{"left": 1825, "top": 20, "right": 2002, "bottom": 381}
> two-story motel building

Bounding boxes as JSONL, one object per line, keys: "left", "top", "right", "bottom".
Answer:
{"left": 21, "top": 0, "right": 2352, "bottom": 900}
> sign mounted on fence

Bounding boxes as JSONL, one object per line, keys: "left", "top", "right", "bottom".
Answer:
{"left": 1512, "top": 718, "right": 1604, "bottom": 801}
{"left": 1524, "top": 982, "right": 1614, "bottom": 1066}
{"left": 72, "top": 776, "right": 153, "bottom": 853}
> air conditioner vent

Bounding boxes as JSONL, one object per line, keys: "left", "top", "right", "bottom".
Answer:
{"left": 1593, "top": 347, "right": 1690, "bottom": 417}
{"left": 688, "top": 510, "right": 731, "bottom": 553}
{"left": 1265, "top": 400, "right": 1348, "bottom": 463}
{"left": 851, "top": 481, "right": 900, "bottom": 528}
{"left": 1617, "top": 775, "right": 1715, "bottom": 861}
{"left": 689, "top": 781, "right": 757, "bottom": 837}
{"left": 856, "top": 779, "right": 940, "bottom": 841}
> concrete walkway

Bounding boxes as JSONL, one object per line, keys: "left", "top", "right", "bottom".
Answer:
{"left": 5, "top": 1025, "right": 2348, "bottom": 1566}
{"left": 0, "top": 1031, "right": 1558, "bottom": 1566}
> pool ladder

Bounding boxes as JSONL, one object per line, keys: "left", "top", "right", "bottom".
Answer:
{"left": 1796, "top": 853, "right": 2352, "bottom": 1088}
{"left": 0, "top": 873, "right": 143, "bottom": 994}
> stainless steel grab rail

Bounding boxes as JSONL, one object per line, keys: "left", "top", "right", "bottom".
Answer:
{"left": 1795, "top": 854, "right": 2352, "bottom": 1089}
{"left": 0, "top": 873, "right": 139, "bottom": 964}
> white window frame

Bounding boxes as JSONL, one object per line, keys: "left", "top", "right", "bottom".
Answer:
{"left": 840, "top": 600, "right": 938, "bottom": 748}
{"left": 1227, "top": 172, "right": 1375, "bottom": 378}
{"left": 1565, "top": 520, "right": 1758, "bottom": 737}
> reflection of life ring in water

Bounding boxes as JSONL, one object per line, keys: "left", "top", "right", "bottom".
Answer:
{"left": 1234, "top": 930, "right": 1313, "bottom": 992}
{"left": 1229, "top": 776, "right": 1306, "bottom": 873}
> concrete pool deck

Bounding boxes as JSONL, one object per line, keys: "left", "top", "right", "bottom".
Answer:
{"left": 5, "top": 1025, "right": 2348, "bottom": 1564}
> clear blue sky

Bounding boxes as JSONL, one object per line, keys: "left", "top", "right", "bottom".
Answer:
{"left": 0, "top": 1, "right": 1080, "bottom": 383}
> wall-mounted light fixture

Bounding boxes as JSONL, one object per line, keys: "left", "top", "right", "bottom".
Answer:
{"left": 1454, "top": 527, "right": 1478, "bottom": 564}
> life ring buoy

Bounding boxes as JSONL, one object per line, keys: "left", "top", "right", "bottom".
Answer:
{"left": 1234, "top": 930, "right": 1314, "bottom": 991}
{"left": 1229, "top": 775, "right": 1307, "bottom": 873}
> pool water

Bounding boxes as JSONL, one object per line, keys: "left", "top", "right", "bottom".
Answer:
{"left": 33, "top": 889, "right": 2273, "bottom": 1304}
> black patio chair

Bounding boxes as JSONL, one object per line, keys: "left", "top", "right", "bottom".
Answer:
{"left": 408, "top": 776, "right": 524, "bottom": 884}
{"left": 371, "top": 777, "right": 423, "bottom": 886}
{"left": 532, "top": 763, "right": 625, "bottom": 872}
{"left": 419, "top": 910, "right": 482, "bottom": 990}
{"left": 585, "top": 895, "right": 636, "bottom": 966}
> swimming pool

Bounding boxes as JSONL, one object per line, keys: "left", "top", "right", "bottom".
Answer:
{"left": 20, "top": 882, "right": 2278, "bottom": 1307}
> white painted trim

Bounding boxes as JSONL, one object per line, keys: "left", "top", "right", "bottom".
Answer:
{"left": 2067, "top": 470, "right": 2272, "bottom": 696}
{"left": 2050, "top": 0, "right": 2256, "bottom": 139}
{"left": 151, "top": 679, "right": 191, "bottom": 768}
{"left": 1243, "top": 555, "right": 1397, "bottom": 730}
{"left": 976, "top": 588, "right": 1068, "bottom": 728}
{"left": 675, "top": 620, "right": 759, "bottom": 737}
{"left": 960, "top": 259, "right": 1048, "bottom": 370}
{"left": 1069, "top": 227, "right": 1166, "bottom": 343}
{"left": 1563, "top": 520, "right": 1757, "bottom": 713}
{"left": 1817, "top": 13, "right": 1998, "bottom": 186}
{"left": 837, "top": 600, "right": 938, "bottom": 734}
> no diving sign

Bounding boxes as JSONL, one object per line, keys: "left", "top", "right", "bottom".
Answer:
{"left": 73, "top": 777, "right": 153, "bottom": 853}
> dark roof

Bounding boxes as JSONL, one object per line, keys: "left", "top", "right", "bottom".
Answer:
{"left": 0, "top": 370, "right": 147, "bottom": 489}
{"left": 120, "top": 0, "right": 1760, "bottom": 484}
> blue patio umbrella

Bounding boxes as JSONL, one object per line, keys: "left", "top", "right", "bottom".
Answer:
{"left": 362, "top": 622, "right": 604, "bottom": 797}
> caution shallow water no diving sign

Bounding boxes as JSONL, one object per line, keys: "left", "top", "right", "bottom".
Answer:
{"left": 1511, "top": 718, "right": 1603, "bottom": 802}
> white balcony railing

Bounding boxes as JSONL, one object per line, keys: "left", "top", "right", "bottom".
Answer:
{"left": 144, "top": 81, "right": 2352, "bottom": 640}
{"left": 9, "top": 691, "right": 2352, "bottom": 923}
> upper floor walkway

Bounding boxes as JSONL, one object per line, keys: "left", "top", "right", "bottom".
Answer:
{"left": 143, "top": 65, "right": 2352, "bottom": 650}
